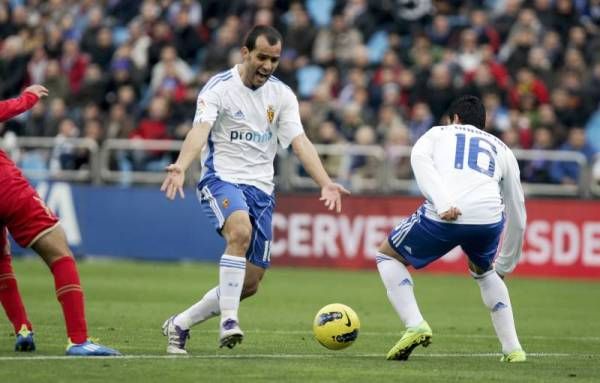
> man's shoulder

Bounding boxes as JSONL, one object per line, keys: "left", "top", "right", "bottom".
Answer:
{"left": 267, "top": 75, "right": 294, "bottom": 94}
{"left": 200, "top": 69, "right": 235, "bottom": 94}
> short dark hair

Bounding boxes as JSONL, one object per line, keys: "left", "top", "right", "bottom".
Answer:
{"left": 243, "top": 25, "right": 283, "bottom": 51}
{"left": 446, "top": 95, "right": 486, "bottom": 129}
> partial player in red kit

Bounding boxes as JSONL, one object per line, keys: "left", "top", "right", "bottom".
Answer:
{"left": 0, "top": 85, "right": 120, "bottom": 356}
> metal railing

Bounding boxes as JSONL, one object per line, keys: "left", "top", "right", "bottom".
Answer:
{"left": 512, "top": 149, "right": 588, "bottom": 197}
{"left": 99, "top": 139, "right": 200, "bottom": 185}
{"left": 287, "top": 144, "right": 387, "bottom": 192}
{"left": 1, "top": 136, "right": 99, "bottom": 182}
{"left": 1, "top": 136, "right": 597, "bottom": 198}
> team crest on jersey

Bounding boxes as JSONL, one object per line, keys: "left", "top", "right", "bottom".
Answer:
{"left": 222, "top": 198, "right": 229, "bottom": 209}
{"left": 266, "top": 105, "right": 275, "bottom": 124}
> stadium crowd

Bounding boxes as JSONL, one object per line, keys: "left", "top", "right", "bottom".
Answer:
{"left": 0, "top": 0, "right": 599, "bottom": 186}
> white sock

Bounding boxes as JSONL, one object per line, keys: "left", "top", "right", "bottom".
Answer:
{"left": 376, "top": 252, "right": 424, "bottom": 328}
{"left": 475, "top": 270, "right": 522, "bottom": 354}
{"left": 218, "top": 254, "right": 246, "bottom": 321}
{"left": 174, "top": 287, "right": 220, "bottom": 329}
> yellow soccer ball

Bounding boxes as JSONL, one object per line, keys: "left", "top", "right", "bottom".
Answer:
{"left": 313, "top": 303, "right": 360, "bottom": 350}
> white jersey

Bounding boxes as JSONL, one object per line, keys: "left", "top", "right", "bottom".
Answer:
{"left": 411, "top": 124, "right": 527, "bottom": 274}
{"left": 193, "top": 65, "right": 304, "bottom": 194}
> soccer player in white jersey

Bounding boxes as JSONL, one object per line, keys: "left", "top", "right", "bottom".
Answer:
{"left": 375, "top": 95, "right": 527, "bottom": 362}
{"left": 159, "top": 25, "right": 349, "bottom": 353}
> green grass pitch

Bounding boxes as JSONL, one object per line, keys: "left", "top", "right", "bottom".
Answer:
{"left": 0, "top": 258, "right": 598, "bottom": 382}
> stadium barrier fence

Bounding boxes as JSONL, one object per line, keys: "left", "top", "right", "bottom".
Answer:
{"left": 1, "top": 137, "right": 597, "bottom": 197}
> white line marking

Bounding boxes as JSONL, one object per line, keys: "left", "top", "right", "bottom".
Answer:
{"left": 0, "top": 352, "right": 587, "bottom": 361}
{"left": 29, "top": 326, "right": 600, "bottom": 342}
{"left": 192, "top": 329, "right": 600, "bottom": 342}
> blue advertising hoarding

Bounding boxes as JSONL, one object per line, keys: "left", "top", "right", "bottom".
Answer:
{"left": 13, "top": 182, "right": 225, "bottom": 262}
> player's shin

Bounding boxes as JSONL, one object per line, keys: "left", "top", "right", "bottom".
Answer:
{"left": 50, "top": 256, "right": 88, "bottom": 344}
{"left": 0, "top": 256, "right": 32, "bottom": 333}
{"left": 376, "top": 252, "right": 424, "bottom": 328}
{"left": 219, "top": 254, "right": 246, "bottom": 322}
{"left": 474, "top": 270, "right": 522, "bottom": 354}
{"left": 175, "top": 286, "right": 221, "bottom": 329}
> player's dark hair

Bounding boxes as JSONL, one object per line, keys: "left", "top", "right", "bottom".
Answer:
{"left": 243, "top": 25, "right": 283, "bottom": 51}
{"left": 446, "top": 95, "right": 486, "bottom": 129}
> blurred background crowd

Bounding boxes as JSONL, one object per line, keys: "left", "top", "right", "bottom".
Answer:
{"left": 0, "top": 0, "right": 599, "bottom": 187}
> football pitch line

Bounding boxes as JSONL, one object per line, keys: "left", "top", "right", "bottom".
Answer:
{"left": 0, "top": 352, "right": 587, "bottom": 361}
{"left": 32, "top": 326, "right": 600, "bottom": 344}
{"left": 191, "top": 329, "right": 600, "bottom": 342}
{"left": 39, "top": 325, "right": 600, "bottom": 342}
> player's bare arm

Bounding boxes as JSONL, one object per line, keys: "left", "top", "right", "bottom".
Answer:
{"left": 290, "top": 134, "right": 350, "bottom": 213}
{"left": 161, "top": 121, "right": 212, "bottom": 200}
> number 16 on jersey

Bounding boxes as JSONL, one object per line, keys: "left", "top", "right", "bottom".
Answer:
{"left": 453, "top": 133, "right": 497, "bottom": 177}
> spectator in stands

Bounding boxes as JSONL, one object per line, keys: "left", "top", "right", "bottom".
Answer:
{"left": 129, "top": 96, "right": 171, "bottom": 170}
{"left": 456, "top": 29, "right": 483, "bottom": 77}
{"left": 508, "top": 67, "right": 549, "bottom": 109}
{"left": 527, "top": 46, "right": 554, "bottom": 87}
{"left": 376, "top": 105, "right": 407, "bottom": 143}
{"left": 202, "top": 16, "right": 239, "bottom": 72}
{"left": 315, "top": 120, "right": 346, "bottom": 178}
{"left": 74, "top": 118, "right": 104, "bottom": 170}
{"left": 150, "top": 45, "right": 194, "bottom": 93}
{"left": 147, "top": 20, "right": 174, "bottom": 70}
{"left": 87, "top": 27, "right": 116, "bottom": 72}
{"left": 28, "top": 47, "right": 49, "bottom": 86}
{"left": 284, "top": 2, "right": 317, "bottom": 63}
{"left": 523, "top": 126, "right": 557, "bottom": 183}
{"left": 24, "top": 102, "right": 47, "bottom": 137}
{"left": 551, "top": 87, "right": 580, "bottom": 128}
{"left": 76, "top": 64, "right": 108, "bottom": 108}
{"left": 417, "top": 63, "right": 457, "bottom": 123}
{"left": 407, "top": 102, "right": 434, "bottom": 144}
{"left": 172, "top": 9, "right": 203, "bottom": 64}
{"left": 60, "top": 39, "right": 89, "bottom": 95}
{"left": 550, "top": 127, "right": 598, "bottom": 185}
{"left": 50, "top": 118, "right": 79, "bottom": 171}
{"left": 338, "top": 102, "right": 365, "bottom": 141}
{"left": 106, "top": 103, "right": 135, "bottom": 140}
{"left": 44, "top": 59, "right": 70, "bottom": 102}
{"left": 313, "top": 13, "right": 362, "bottom": 66}
{"left": 168, "top": 0, "right": 202, "bottom": 27}
{"left": 127, "top": 19, "right": 152, "bottom": 73}
{"left": 483, "top": 92, "right": 510, "bottom": 135}
{"left": 427, "top": 14, "right": 454, "bottom": 47}
{"left": 347, "top": 125, "right": 379, "bottom": 190}
{"left": 0, "top": 36, "right": 28, "bottom": 98}
{"left": 384, "top": 124, "right": 412, "bottom": 180}
{"left": 80, "top": 7, "right": 104, "bottom": 54}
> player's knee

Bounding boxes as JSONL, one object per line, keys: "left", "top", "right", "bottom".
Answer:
{"left": 31, "top": 227, "right": 72, "bottom": 266}
{"left": 227, "top": 225, "right": 252, "bottom": 250}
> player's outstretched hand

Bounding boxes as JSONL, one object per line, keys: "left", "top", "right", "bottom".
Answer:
{"left": 440, "top": 207, "right": 461, "bottom": 221}
{"left": 161, "top": 164, "right": 185, "bottom": 200}
{"left": 320, "top": 183, "right": 350, "bottom": 213}
{"left": 24, "top": 84, "right": 49, "bottom": 98}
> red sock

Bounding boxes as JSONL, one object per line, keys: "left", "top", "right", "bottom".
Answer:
{"left": 50, "top": 256, "right": 88, "bottom": 344}
{"left": 0, "top": 255, "right": 32, "bottom": 333}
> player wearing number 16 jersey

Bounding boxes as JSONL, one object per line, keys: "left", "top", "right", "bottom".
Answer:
{"left": 375, "top": 95, "right": 527, "bottom": 362}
